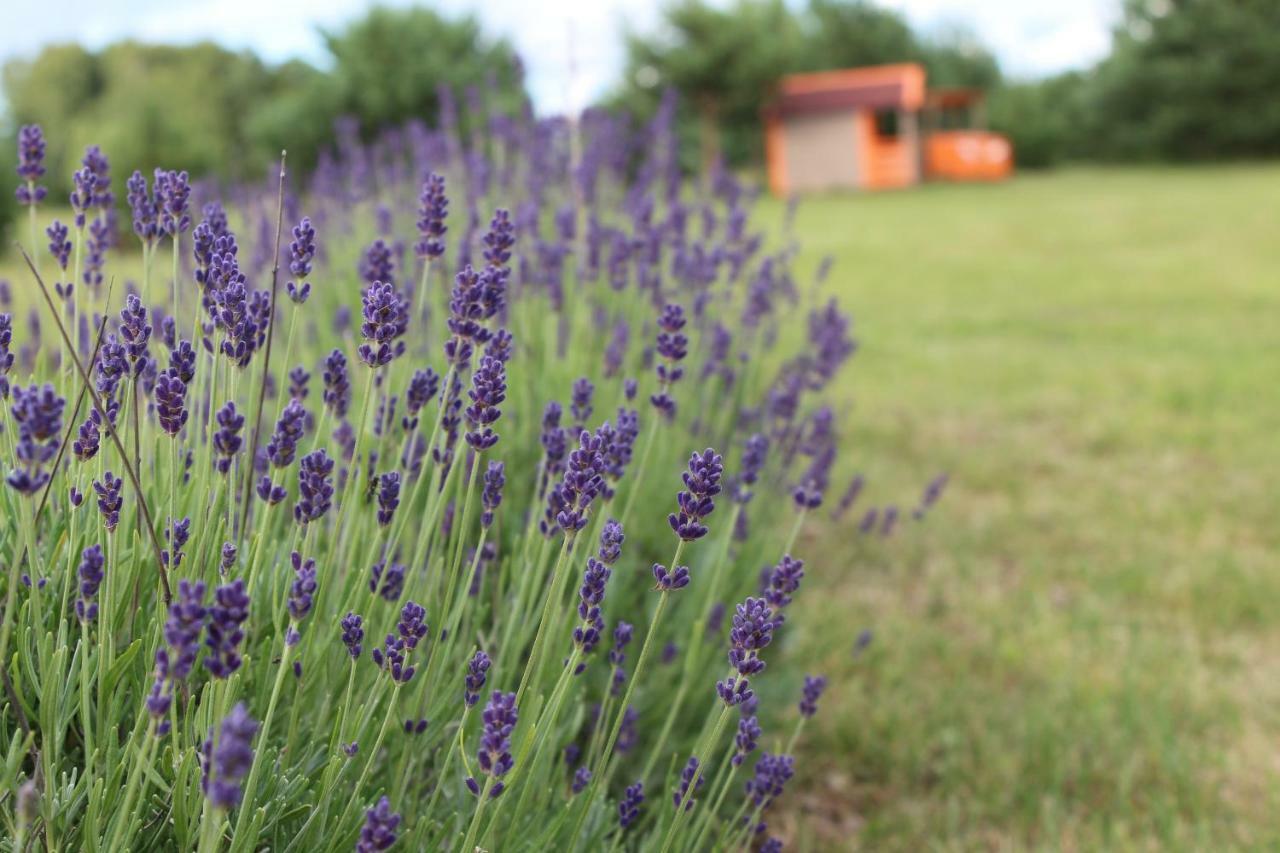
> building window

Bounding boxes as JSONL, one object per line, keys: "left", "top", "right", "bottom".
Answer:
{"left": 874, "top": 110, "right": 899, "bottom": 138}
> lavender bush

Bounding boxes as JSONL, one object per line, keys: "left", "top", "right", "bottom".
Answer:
{"left": 0, "top": 93, "right": 902, "bottom": 851}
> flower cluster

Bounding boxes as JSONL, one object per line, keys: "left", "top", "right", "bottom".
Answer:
{"left": 668, "top": 448, "right": 723, "bottom": 541}
{"left": 287, "top": 217, "right": 316, "bottom": 303}
{"left": 717, "top": 597, "right": 775, "bottom": 706}
{"left": 202, "top": 703, "right": 258, "bottom": 810}
{"left": 650, "top": 303, "right": 689, "bottom": 419}
{"left": 372, "top": 601, "right": 428, "bottom": 682}
{"left": 466, "top": 690, "right": 517, "bottom": 799}
{"left": 571, "top": 521, "right": 624, "bottom": 673}
{"left": 358, "top": 281, "right": 409, "bottom": 368}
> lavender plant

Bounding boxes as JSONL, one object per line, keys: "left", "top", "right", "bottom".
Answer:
{"left": 0, "top": 99, "right": 920, "bottom": 852}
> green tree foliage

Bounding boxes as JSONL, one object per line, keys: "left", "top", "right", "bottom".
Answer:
{"left": 1090, "top": 0, "right": 1280, "bottom": 160}
{"left": 1, "top": 5, "right": 525, "bottom": 209}
{"left": 987, "top": 73, "right": 1093, "bottom": 168}
{"left": 622, "top": 0, "right": 804, "bottom": 170}
{"left": 321, "top": 6, "right": 521, "bottom": 135}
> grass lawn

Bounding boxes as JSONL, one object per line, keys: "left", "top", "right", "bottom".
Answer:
{"left": 767, "top": 165, "right": 1280, "bottom": 850}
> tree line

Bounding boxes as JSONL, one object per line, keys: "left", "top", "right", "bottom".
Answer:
{"left": 4, "top": 0, "right": 1280, "bottom": 235}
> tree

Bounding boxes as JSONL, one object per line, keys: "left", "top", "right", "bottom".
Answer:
{"left": 622, "top": 0, "right": 804, "bottom": 170}
{"left": 319, "top": 6, "right": 523, "bottom": 138}
{"left": 1090, "top": 0, "right": 1280, "bottom": 160}
{"left": 804, "top": 0, "right": 919, "bottom": 71}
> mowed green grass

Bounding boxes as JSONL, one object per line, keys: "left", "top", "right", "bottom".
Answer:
{"left": 763, "top": 166, "right": 1280, "bottom": 850}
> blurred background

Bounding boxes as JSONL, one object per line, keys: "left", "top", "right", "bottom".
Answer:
{"left": 3, "top": 1, "right": 1278, "bottom": 848}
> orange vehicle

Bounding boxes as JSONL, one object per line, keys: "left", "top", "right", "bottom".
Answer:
{"left": 763, "top": 63, "right": 1012, "bottom": 194}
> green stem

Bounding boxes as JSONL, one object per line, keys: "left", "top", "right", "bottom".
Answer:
{"left": 231, "top": 636, "right": 295, "bottom": 842}
{"left": 659, "top": 703, "right": 733, "bottom": 853}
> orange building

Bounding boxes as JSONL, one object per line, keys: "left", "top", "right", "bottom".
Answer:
{"left": 763, "top": 63, "right": 1013, "bottom": 194}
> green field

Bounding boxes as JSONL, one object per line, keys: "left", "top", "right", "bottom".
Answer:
{"left": 771, "top": 166, "right": 1280, "bottom": 849}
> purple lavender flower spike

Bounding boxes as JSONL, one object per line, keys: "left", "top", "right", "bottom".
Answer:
{"left": 126, "top": 170, "right": 157, "bottom": 245}
{"left": 833, "top": 473, "right": 865, "bottom": 520}
{"left": 744, "top": 753, "right": 795, "bottom": 835}
{"left": 799, "top": 675, "right": 828, "bottom": 718}
{"left": 360, "top": 239, "right": 396, "bottom": 286}
{"left": 162, "top": 517, "right": 191, "bottom": 569}
{"left": 717, "top": 596, "right": 776, "bottom": 707}
{"left": 734, "top": 715, "right": 762, "bottom": 766}
{"left": 154, "top": 369, "right": 188, "bottom": 437}
{"left": 119, "top": 294, "right": 152, "bottom": 375}
{"left": 416, "top": 173, "right": 448, "bottom": 260}
{"left": 673, "top": 756, "right": 705, "bottom": 811}
{"left": 170, "top": 340, "right": 196, "bottom": 383}
{"left": 913, "top": 472, "right": 948, "bottom": 519}
{"left": 92, "top": 472, "right": 123, "bottom": 531}
{"left": 572, "top": 552, "right": 612, "bottom": 674}
{"left": 668, "top": 448, "right": 723, "bottom": 541}
{"left": 356, "top": 796, "right": 401, "bottom": 852}
{"left": 543, "top": 430, "right": 606, "bottom": 537}
{"left": 15, "top": 125, "right": 47, "bottom": 205}
{"left": 155, "top": 169, "right": 191, "bottom": 237}
{"left": 287, "top": 552, "right": 318, "bottom": 635}
{"left": 570, "top": 377, "right": 594, "bottom": 426}
{"left": 358, "top": 281, "right": 409, "bottom": 368}
{"left": 376, "top": 471, "right": 400, "bottom": 527}
{"left": 75, "top": 545, "right": 105, "bottom": 623}
{"left": 762, "top": 555, "right": 804, "bottom": 627}
{"left": 481, "top": 208, "right": 515, "bottom": 270}
{"left": 650, "top": 303, "right": 688, "bottom": 419}
{"left": 734, "top": 434, "right": 770, "bottom": 504}
{"left": 464, "top": 649, "right": 491, "bottom": 707}
{"left": 213, "top": 402, "right": 244, "bottom": 474}
{"left": 464, "top": 355, "right": 506, "bottom": 450}
{"left": 609, "top": 621, "right": 633, "bottom": 697}
{"left": 480, "top": 461, "right": 504, "bottom": 527}
{"left": 371, "top": 601, "right": 428, "bottom": 682}
{"left": 369, "top": 560, "right": 405, "bottom": 601}
{"left": 322, "top": 349, "right": 351, "bottom": 418}
{"left": 341, "top": 612, "right": 364, "bottom": 659}
{"left": 267, "top": 399, "right": 308, "bottom": 468}
{"left": 288, "top": 366, "right": 309, "bottom": 401}
{"left": 256, "top": 476, "right": 287, "bottom": 505}
{"left": 0, "top": 314, "right": 13, "bottom": 399}
{"left": 221, "top": 542, "right": 237, "bottom": 573}
{"left": 47, "top": 221, "right": 71, "bottom": 270}
{"left": 485, "top": 328, "right": 513, "bottom": 364}
{"left": 204, "top": 580, "right": 250, "bottom": 679}
{"left": 7, "top": 383, "right": 64, "bottom": 494}
{"left": 294, "top": 449, "right": 335, "bottom": 525}
{"left": 572, "top": 767, "right": 592, "bottom": 794}
{"left": 147, "top": 580, "right": 207, "bottom": 728}
{"left": 858, "top": 507, "right": 878, "bottom": 534}
{"left": 68, "top": 167, "right": 96, "bottom": 230}
{"left": 201, "top": 702, "right": 258, "bottom": 810}
{"left": 286, "top": 217, "right": 315, "bottom": 304}
{"left": 466, "top": 690, "right": 517, "bottom": 799}
{"left": 402, "top": 368, "right": 439, "bottom": 431}
{"left": 618, "top": 780, "right": 644, "bottom": 829}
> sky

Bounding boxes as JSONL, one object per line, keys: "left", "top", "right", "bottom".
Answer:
{"left": 2, "top": 0, "right": 1117, "bottom": 114}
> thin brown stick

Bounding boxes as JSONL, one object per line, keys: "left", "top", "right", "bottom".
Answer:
{"left": 16, "top": 246, "right": 172, "bottom": 605}
{"left": 238, "top": 151, "right": 289, "bottom": 542}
